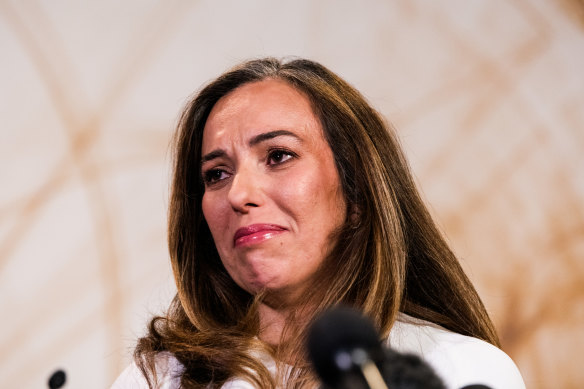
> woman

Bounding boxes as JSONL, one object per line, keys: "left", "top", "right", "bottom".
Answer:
{"left": 112, "top": 58, "right": 525, "bottom": 388}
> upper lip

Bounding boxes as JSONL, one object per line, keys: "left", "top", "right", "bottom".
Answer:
{"left": 233, "top": 224, "right": 287, "bottom": 244}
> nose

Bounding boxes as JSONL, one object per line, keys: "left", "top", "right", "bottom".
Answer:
{"left": 227, "top": 165, "right": 262, "bottom": 213}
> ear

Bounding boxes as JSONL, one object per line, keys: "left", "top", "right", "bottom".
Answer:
{"left": 349, "top": 203, "right": 362, "bottom": 228}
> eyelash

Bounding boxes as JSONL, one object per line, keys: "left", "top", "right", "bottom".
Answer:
{"left": 202, "top": 148, "right": 297, "bottom": 186}
{"left": 202, "top": 168, "right": 229, "bottom": 185}
{"left": 267, "top": 148, "right": 297, "bottom": 166}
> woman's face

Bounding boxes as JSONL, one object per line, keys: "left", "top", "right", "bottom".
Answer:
{"left": 201, "top": 79, "right": 346, "bottom": 304}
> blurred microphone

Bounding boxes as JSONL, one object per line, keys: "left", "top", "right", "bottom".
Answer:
{"left": 307, "top": 307, "right": 445, "bottom": 389}
{"left": 48, "top": 369, "right": 66, "bottom": 389}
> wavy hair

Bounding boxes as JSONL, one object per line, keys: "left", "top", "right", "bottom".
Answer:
{"left": 134, "top": 57, "right": 500, "bottom": 388}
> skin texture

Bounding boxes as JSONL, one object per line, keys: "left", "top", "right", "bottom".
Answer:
{"left": 201, "top": 79, "right": 347, "bottom": 325}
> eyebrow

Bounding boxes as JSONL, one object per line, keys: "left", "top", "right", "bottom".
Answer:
{"left": 248, "top": 129, "right": 301, "bottom": 146}
{"left": 200, "top": 149, "right": 226, "bottom": 165}
{"left": 200, "top": 130, "right": 301, "bottom": 165}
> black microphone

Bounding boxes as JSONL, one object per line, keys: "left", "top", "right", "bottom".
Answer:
{"left": 307, "top": 307, "right": 445, "bottom": 389}
{"left": 48, "top": 369, "right": 66, "bottom": 389}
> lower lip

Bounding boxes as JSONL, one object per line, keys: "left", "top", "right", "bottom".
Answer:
{"left": 234, "top": 230, "right": 286, "bottom": 247}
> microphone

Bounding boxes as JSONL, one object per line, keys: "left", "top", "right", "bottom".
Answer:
{"left": 307, "top": 307, "right": 445, "bottom": 389}
{"left": 48, "top": 369, "right": 66, "bottom": 389}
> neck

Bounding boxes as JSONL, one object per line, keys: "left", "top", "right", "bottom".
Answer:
{"left": 256, "top": 286, "right": 315, "bottom": 346}
{"left": 258, "top": 302, "right": 290, "bottom": 345}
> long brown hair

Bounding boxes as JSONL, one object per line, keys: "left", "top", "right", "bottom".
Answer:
{"left": 134, "top": 57, "right": 500, "bottom": 388}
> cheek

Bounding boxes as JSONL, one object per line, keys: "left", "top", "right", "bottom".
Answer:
{"left": 202, "top": 195, "right": 235, "bottom": 268}
{"left": 274, "top": 175, "right": 316, "bottom": 217}
{"left": 201, "top": 195, "right": 212, "bottom": 226}
{"left": 202, "top": 194, "right": 226, "bottom": 238}
{"left": 277, "top": 168, "right": 345, "bottom": 226}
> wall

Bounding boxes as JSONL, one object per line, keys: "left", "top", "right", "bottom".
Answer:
{"left": 1, "top": 1, "right": 583, "bottom": 387}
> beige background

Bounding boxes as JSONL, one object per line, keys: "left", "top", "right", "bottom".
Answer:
{"left": 1, "top": 0, "right": 583, "bottom": 388}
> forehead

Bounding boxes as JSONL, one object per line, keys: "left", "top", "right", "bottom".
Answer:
{"left": 202, "top": 79, "right": 323, "bottom": 150}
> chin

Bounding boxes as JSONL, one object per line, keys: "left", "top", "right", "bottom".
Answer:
{"left": 243, "top": 276, "right": 278, "bottom": 294}
{"left": 249, "top": 278, "right": 296, "bottom": 299}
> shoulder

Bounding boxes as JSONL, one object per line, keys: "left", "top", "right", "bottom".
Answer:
{"left": 110, "top": 352, "right": 183, "bottom": 389}
{"left": 388, "top": 313, "right": 526, "bottom": 389}
{"left": 110, "top": 350, "right": 274, "bottom": 389}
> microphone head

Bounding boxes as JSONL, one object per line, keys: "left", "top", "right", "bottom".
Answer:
{"left": 307, "top": 307, "right": 384, "bottom": 388}
{"left": 307, "top": 307, "right": 447, "bottom": 389}
{"left": 48, "top": 369, "right": 66, "bottom": 389}
{"left": 381, "top": 349, "right": 446, "bottom": 389}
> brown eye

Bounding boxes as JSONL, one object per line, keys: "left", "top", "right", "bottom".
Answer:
{"left": 203, "top": 169, "right": 229, "bottom": 185}
{"left": 267, "top": 149, "right": 296, "bottom": 166}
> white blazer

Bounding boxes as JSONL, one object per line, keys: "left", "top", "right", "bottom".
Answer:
{"left": 111, "top": 313, "right": 526, "bottom": 389}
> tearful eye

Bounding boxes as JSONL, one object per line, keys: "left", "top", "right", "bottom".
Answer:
{"left": 203, "top": 169, "right": 229, "bottom": 185}
{"left": 267, "top": 149, "right": 295, "bottom": 165}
